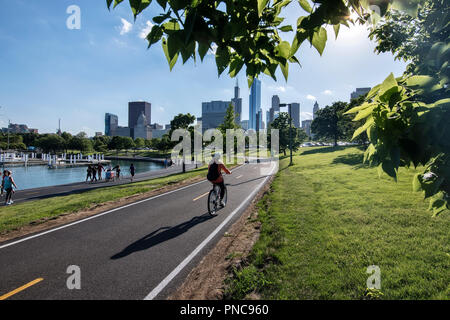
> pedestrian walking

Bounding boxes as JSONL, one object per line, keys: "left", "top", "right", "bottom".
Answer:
{"left": 97, "top": 163, "right": 104, "bottom": 180}
{"left": 0, "top": 170, "right": 6, "bottom": 198}
{"left": 86, "top": 165, "right": 93, "bottom": 182}
{"left": 92, "top": 165, "right": 98, "bottom": 182}
{"left": 2, "top": 170, "right": 18, "bottom": 206}
{"left": 113, "top": 165, "right": 121, "bottom": 181}
{"left": 130, "top": 163, "right": 135, "bottom": 182}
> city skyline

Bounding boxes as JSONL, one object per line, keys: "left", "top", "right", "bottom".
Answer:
{"left": 1, "top": 85, "right": 371, "bottom": 137}
{"left": 0, "top": 1, "right": 407, "bottom": 136}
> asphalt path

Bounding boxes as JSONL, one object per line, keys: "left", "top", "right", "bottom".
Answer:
{"left": 0, "top": 161, "right": 276, "bottom": 300}
{"left": 6, "top": 163, "right": 198, "bottom": 205}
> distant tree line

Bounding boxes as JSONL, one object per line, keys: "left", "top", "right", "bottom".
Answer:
{"left": 311, "top": 95, "right": 369, "bottom": 147}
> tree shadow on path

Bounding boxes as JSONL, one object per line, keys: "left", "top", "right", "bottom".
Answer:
{"left": 111, "top": 213, "right": 213, "bottom": 260}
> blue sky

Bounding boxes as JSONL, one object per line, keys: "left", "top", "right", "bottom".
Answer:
{"left": 0, "top": 0, "right": 408, "bottom": 136}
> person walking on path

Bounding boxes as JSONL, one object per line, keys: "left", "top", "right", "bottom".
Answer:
{"left": 91, "top": 165, "right": 98, "bottom": 182}
{"left": 2, "top": 170, "right": 18, "bottom": 205}
{"left": 86, "top": 165, "right": 93, "bottom": 182}
{"left": 97, "top": 163, "right": 104, "bottom": 180}
{"left": 113, "top": 165, "right": 121, "bottom": 181}
{"left": 0, "top": 170, "right": 6, "bottom": 198}
{"left": 130, "top": 163, "right": 135, "bottom": 182}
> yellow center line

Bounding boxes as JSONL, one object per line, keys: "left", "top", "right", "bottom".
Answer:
{"left": 236, "top": 175, "right": 243, "bottom": 179}
{"left": 0, "top": 278, "right": 44, "bottom": 300}
{"left": 193, "top": 192, "right": 209, "bottom": 202}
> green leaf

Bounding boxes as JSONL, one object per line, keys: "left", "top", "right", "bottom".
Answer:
{"left": 153, "top": 11, "right": 171, "bottom": 24}
{"left": 279, "top": 25, "right": 293, "bottom": 32}
{"left": 353, "top": 105, "right": 375, "bottom": 121}
{"left": 156, "top": 0, "right": 167, "bottom": 10}
{"left": 215, "top": 46, "right": 230, "bottom": 76}
{"left": 146, "top": 25, "right": 163, "bottom": 48}
{"left": 129, "top": 0, "right": 152, "bottom": 19}
{"left": 352, "top": 117, "right": 374, "bottom": 140}
{"left": 180, "top": 40, "right": 195, "bottom": 64}
{"left": 113, "top": 0, "right": 125, "bottom": 9}
{"left": 382, "top": 160, "right": 398, "bottom": 181}
{"left": 162, "top": 37, "right": 178, "bottom": 71}
{"left": 163, "top": 20, "right": 180, "bottom": 32}
{"left": 367, "top": 125, "right": 377, "bottom": 143}
{"left": 197, "top": 42, "right": 210, "bottom": 61}
{"left": 311, "top": 27, "right": 327, "bottom": 56}
{"left": 298, "top": 0, "right": 312, "bottom": 13}
{"left": 390, "top": 147, "right": 400, "bottom": 169}
{"left": 404, "top": 75, "right": 437, "bottom": 88}
{"left": 379, "top": 73, "right": 398, "bottom": 96}
{"left": 333, "top": 24, "right": 340, "bottom": 39}
{"left": 257, "top": 0, "right": 269, "bottom": 17}
{"left": 345, "top": 102, "right": 376, "bottom": 115}
{"left": 275, "top": 41, "right": 291, "bottom": 59}
{"left": 229, "top": 57, "right": 244, "bottom": 78}
{"left": 280, "top": 61, "right": 289, "bottom": 81}
{"left": 364, "top": 143, "right": 376, "bottom": 163}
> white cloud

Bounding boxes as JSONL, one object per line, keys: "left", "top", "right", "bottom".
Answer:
{"left": 267, "top": 85, "right": 293, "bottom": 93}
{"left": 119, "top": 18, "right": 133, "bottom": 35}
{"left": 322, "top": 90, "right": 333, "bottom": 95}
{"left": 139, "top": 20, "right": 154, "bottom": 39}
{"left": 306, "top": 94, "right": 316, "bottom": 101}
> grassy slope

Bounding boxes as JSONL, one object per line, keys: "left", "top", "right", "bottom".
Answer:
{"left": 0, "top": 166, "right": 208, "bottom": 234}
{"left": 226, "top": 146, "right": 449, "bottom": 300}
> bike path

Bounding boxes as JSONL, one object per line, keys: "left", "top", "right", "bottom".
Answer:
{"left": 0, "top": 161, "right": 276, "bottom": 300}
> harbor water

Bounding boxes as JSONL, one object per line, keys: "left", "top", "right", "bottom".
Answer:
{"left": 2, "top": 160, "right": 165, "bottom": 190}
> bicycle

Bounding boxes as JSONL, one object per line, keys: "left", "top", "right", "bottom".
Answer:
{"left": 208, "top": 183, "right": 227, "bottom": 216}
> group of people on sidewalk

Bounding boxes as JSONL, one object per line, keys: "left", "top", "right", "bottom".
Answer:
{"left": 85, "top": 163, "right": 106, "bottom": 182}
{"left": 1, "top": 170, "right": 18, "bottom": 206}
{"left": 86, "top": 164, "right": 136, "bottom": 183}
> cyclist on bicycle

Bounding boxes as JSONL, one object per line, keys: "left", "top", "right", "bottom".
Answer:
{"left": 207, "top": 153, "right": 231, "bottom": 206}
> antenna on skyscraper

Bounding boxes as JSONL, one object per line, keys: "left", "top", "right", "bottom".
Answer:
{"left": 57, "top": 118, "right": 62, "bottom": 135}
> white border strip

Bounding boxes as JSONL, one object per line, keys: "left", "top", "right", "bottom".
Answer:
{"left": 144, "top": 162, "right": 276, "bottom": 300}
{"left": 0, "top": 165, "right": 246, "bottom": 250}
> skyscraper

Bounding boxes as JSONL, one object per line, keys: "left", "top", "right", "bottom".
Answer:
{"left": 129, "top": 101, "right": 151, "bottom": 129}
{"left": 201, "top": 100, "right": 230, "bottom": 132}
{"left": 105, "top": 113, "right": 118, "bottom": 136}
{"left": 313, "top": 101, "right": 320, "bottom": 119}
{"left": 267, "top": 95, "right": 280, "bottom": 126}
{"left": 289, "top": 103, "right": 301, "bottom": 128}
{"left": 231, "top": 79, "right": 242, "bottom": 124}
{"left": 249, "top": 79, "right": 261, "bottom": 130}
{"left": 256, "top": 108, "right": 264, "bottom": 131}
{"left": 134, "top": 112, "right": 152, "bottom": 139}
{"left": 350, "top": 87, "right": 371, "bottom": 100}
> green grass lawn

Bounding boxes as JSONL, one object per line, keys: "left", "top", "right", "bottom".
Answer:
{"left": 225, "top": 146, "right": 449, "bottom": 300}
{"left": 0, "top": 166, "right": 208, "bottom": 235}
